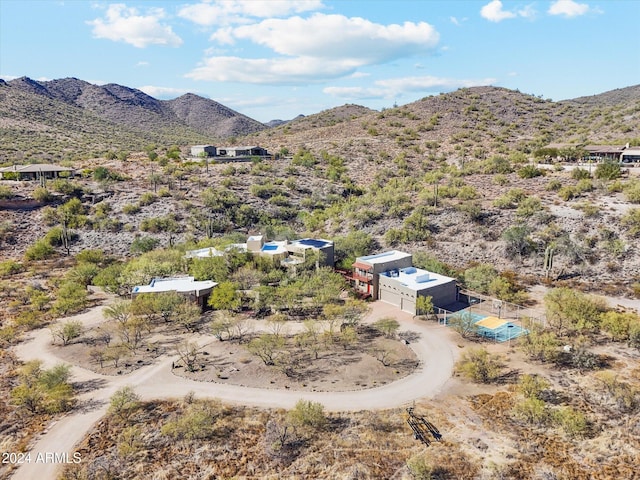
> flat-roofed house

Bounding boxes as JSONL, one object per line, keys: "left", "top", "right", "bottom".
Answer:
{"left": 284, "top": 238, "right": 335, "bottom": 268}
{"left": 132, "top": 276, "right": 217, "bottom": 308}
{"left": 378, "top": 266, "right": 457, "bottom": 315}
{"left": 621, "top": 147, "right": 640, "bottom": 164}
{"left": 0, "top": 164, "right": 75, "bottom": 180}
{"left": 190, "top": 145, "right": 217, "bottom": 157}
{"left": 352, "top": 250, "right": 413, "bottom": 298}
{"left": 217, "top": 146, "right": 269, "bottom": 158}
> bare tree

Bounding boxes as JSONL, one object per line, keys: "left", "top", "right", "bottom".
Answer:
{"left": 175, "top": 341, "right": 201, "bottom": 372}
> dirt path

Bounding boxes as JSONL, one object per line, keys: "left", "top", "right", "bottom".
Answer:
{"left": 10, "top": 301, "right": 458, "bottom": 479}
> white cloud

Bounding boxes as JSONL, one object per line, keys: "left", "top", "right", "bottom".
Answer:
{"left": 518, "top": 4, "right": 538, "bottom": 19}
{"left": 186, "top": 55, "right": 361, "bottom": 84}
{"left": 349, "top": 71, "right": 371, "bottom": 79}
{"left": 138, "top": 85, "right": 192, "bottom": 98}
{"left": 323, "top": 86, "right": 386, "bottom": 100}
{"left": 480, "top": 1, "right": 516, "bottom": 22}
{"left": 136, "top": 61, "right": 150, "bottom": 67}
{"left": 0, "top": 74, "right": 18, "bottom": 81}
{"left": 88, "top": 4, "right": 183, "bottom": 48}
{"left": 548, "top": 0, "right": 590, "bottom": 17}
{"left": 450, "top": 16, "right": 467, "bottom": 26}
{"left": 178, "top": 0, "right": 324, "bottom": 27}
{"left": 324, "top": 75, "right": 497, "bottom": 100}
{"left": 189, "top": 14, "right": 439, "bottom": 85}
{"left": 228, "top": 14, "right": 438, "bottom": 61}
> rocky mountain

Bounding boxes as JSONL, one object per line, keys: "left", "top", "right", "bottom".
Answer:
{"left": 245, "top": 85, "right": 640, "bottom": 184}
{"left": 0, "top": 77, "right": 267, "bottom": 162}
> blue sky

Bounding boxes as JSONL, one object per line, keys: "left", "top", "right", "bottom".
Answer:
{"left": 1, "top": 0, "right": 638, "bottom": 122}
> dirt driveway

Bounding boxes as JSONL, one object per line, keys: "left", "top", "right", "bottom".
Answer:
{"left": 10, "top": 300, "right": 458, "bottom": 480}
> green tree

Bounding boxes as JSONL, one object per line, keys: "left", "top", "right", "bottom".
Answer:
{"left": 600, "top": 310, "right": 639, "bottom": 341}
{"left": 50, "top": 320, "right": 83, "bottom": 346}
{"left": 373, "top": 317, "right": 400, "bottom": 338}
{"left": 416, "top": 295, "right": 434, "bottom": 319}
{"left": 10, "top": 361, "right": 74, "bottom": 414}
{"left": 456, "top": 347, "right": 504, "bottom": 383}
{"left": 109, "top": 386, "right": 140, "bottom": 422}
{"left": 52, "top": 281, "right": 88, "bottom": 316}
{"left": 502, "top": 224, "right": 533, "bottom": 260}
{"left": 448, "top": 311, "right": 478, "bottom": 338}
{"left": 544, "top": 287, "right": 607, "bottom": 334}
{"left": 189, "top": 256, "right": 229, "bottom": 282}
{"left": 463, "top": 264, "right": 497, "bottom": 293}
{"left": 208, "top": 281, "right": 241, "bottom": 311}
{"left": 519, "top": 325, "right": 560, "bottom": 363}
{"left": 248, "top": 334, "right": 286, "bottom": 366}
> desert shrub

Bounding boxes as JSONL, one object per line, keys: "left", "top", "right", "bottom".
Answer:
{"left": 463, "top": 264, "right": 497, "bottom": 293}
{"left": 546, "top": 179, "right": 562, "bottom": 191}
{"left": 10, "top": 361, "right": 74, "bottom": 414}
{"left": 122, "top": 203, "right": 141, "bottom": 215}
{"left": 50, "top": 319, "right": 83, "bottom": 346}
{"left": 571, "top": 167, "right": 591, "bottom": 180}
{"left": 595, "top": 161, "right": 621, "bottom": 181}
{"left": 517, "top": 374, "right": 550, "bottom": 400}
{"left": 558, "top": 186, "right": 577, "bottom": 201}
{"left": 544, "top": 287, "right": 607, "bottom": 334}
{"left": 75, "top": 248, "right": 105, "bottom": 265}
{"left": 0, "top": 185, "right": 15, "bottom": 199}
{"left": 456, "top": 347, "right": 504, "bottom": 384}
{"left": 519, "top": 326, "right": 560, "bottom": 363}
{"left": 502, "top": 225, "right": 534, "bottom": 259}
{"left": 109, "top": 386, "right": 140, "bottom": 422}
{"left": 623, "top": 179, "right": 640, "bottom": 203}
{"left": 0, "top": 259, "right": 23, "bottom": 276}
{"left": 52, "top": 281, "right": 88, "bottom": 316}
{"left": 621, "top": 208, "right": 640, "bottom": 236}
{"left": 287, "top": 399, "right": 327, "bottom": 431}
{"left": 513, "top": 397, "right": 548, "bottom": 425}
{"left": 600, "top": 311, "right": 640, "bottom": 341}
{"left": 554, "top": 407, "right": 588, "bottom": 437}
{"left": 412, "top": 252, "right": 456, "bottom": 277}
{"left": 161, "top": 401, "right": 219, "bottom": 440}
{"left": 138, "top": 192, "right": 157, "bottom": 206}
{"left": 482, "top": 155, "right": 513, "bottom": 174}
{"left": 493, "top": 188, "right": 527, "bottom": 209}
{"left": 140, "top": 215, "right": 178, "bottom": 233}
{"left": 575, "top": 178, "right": 593, "bottom": 193}
{"left": 130, "top": 236, "right": 159, "bottom": 254}
{"left": 518, "top": 164, "right": 544, "bottom": 178}
{"left": 25, "top": 239, "right": 55, "bottom": 261}
{"left": 448, "top": 312, "right": 478, "bottom": 338}
{"left": 32, "top": 186, "right": 54, "bottom": 202}
{"left": 516, "top": 196, "right": 543, "bottom": 217}
{"left": 50, "top": 179, "right": 84, "bottom": 197}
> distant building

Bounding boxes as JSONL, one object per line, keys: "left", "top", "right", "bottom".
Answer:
{"left": 621, "top": 148, "right": 640, "bottom": 164}
{"left": 218, "top": 146, "right": 269, "bottom": 157}
{"left": 0, "top": 164, "right": 75, "bottom": 180}
{"left": 132, "top": 276, "right": 217, "bottom": 308}
{"left": 190, "top": 145, "right": 217, "bottom": 157}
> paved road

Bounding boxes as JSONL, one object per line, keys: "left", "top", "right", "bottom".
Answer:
{"left": 10, "top": 301, "right": 458, "bottom": 479}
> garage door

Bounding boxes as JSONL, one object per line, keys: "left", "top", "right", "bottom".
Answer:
{"left": 379, "top": 288, "right": 400, "bottom": 306}
{"left": 401, "top": 298, "right": 416, "bottom": 314}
